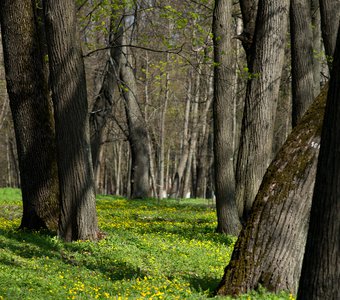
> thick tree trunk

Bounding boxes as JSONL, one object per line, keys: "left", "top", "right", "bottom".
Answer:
{"left": 213, "top": 0, "right": 242, "bottom": 235}
{"left": 216, "top": 85, "right": 328, "bottom": 297}
{"left": 290, "top": 0, "right": 316, "bottom": 126}
{"left": 43, "top": 0, "right": 98, "bottom": 241}
{"left": 0, "top": 0, "right": 59, "bottom": 231}
{"left": 235, "top": 0, "right": 290, "bottom": 221}
{"left": 319, "top": 0, "right": 340, "bottom": 59}
{"left": 297, "top": 25, "right": 340, "bottom": 300}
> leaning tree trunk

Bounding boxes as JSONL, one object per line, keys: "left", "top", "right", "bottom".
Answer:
{"left": 43, "top": 0, "right": 98, "bottom": 241}
{"left": 235, "top": 0, "right": 290, "bottom": 222}
{"left": 212, "top": 0, "right": 241, "bottom": 235}
{"left": 290, "top": 0, "right": 316, "bottom": 126}
{"left": 216, "top": 85, "right": 328, "bottom": 297}
{"left": 297, "top": 24, "right": 340, "bottom": 300}
{"left": 0, "top": 0, "right": 59, "bottom": 231}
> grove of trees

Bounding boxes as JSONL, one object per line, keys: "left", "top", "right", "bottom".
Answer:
{"left": 0, "top": 0, "right": 338, "bottom": 298}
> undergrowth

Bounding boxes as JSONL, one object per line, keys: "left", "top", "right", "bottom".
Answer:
{"left": 0, "top": 188, "right": 293, "bottom": 299}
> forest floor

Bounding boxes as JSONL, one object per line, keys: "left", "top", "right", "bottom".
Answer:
{"left": 0, "top": 188, "right": 293, "bottom": 300}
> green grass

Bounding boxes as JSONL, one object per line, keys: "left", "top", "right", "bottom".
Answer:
{"left": 0, "top": 188, "right": 294, "bottom": 300}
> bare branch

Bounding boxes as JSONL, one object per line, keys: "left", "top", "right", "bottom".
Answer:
{"left": 83, "top": 43, "right": 185, "bottom": 57}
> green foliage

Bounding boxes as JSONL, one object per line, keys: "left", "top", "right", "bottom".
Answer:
{"left": 237, "top": 66, "right": 261, "bottom": 80}
{"left": 0, "top": 189, "right": 294, "bottom": 299}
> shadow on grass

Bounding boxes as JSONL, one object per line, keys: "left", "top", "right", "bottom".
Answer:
{"left": 0, "top": 228, "right": 148, "bottom": 282}
{"left": 186, "top": 275, "right": 220, "bottom": 296}
{"left": 0, "top": 195, "right": 232, "bottom": 295}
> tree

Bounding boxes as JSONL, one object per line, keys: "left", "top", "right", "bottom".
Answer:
{"left": 90, "top": 11, "right": 121, "bottom": 191}
{"left": 235, "top": 0, "right": 290, "bottom": 221}
{"left": 212, "top": 0, "right": 242, "bottom": 235}
{"left": 297, "top": 23, "right": 340, "bottom": 300}
{"left": 43, "top": 0, "right": 99, "bottom": 241}
{"left": 118, "top": 16, "right": 150, "bottom": 199}
{"left": 216, "top": 85, "right": 328, "bottom": 296}
{"left": 0, "top": 0, "right": 59, "bottom": 230}
{"left": 238, "top": 0, "right": 258, "bottom": 64}
{"left": 319, "top": 0, "right": 340, "bottom": 59}
{"left": 290, "top": 0, "right": 316, "bottom": 126}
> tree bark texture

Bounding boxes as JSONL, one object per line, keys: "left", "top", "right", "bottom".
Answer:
{"left": 235, "top": 0, "right": 290, "bottom": 221}
{"left": 0, "top": 0, "right": 59, "bottom": 230}
{"left": 216, "top": 85, "right": 328, "bottom": 297}
{"left": 43, "top": 0, "right": 98, "bottom": 241}
{"left": 290, "top": 0, "right": 316, "bottom": 126}
{"left": 319, "top": 0, "right": 340, "bottom": 58}
{"left": 297, "top": 24, "right": 340, "bottom": 300}
{"left": 213, "top": 0, "right": 242, "bottom": 235}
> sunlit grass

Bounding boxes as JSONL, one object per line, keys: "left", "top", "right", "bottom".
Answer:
{"left": 0, "top": 188, "right": 293, "bottom": 299}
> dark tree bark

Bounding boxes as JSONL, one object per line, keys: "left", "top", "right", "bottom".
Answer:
{"left": 212, "top": 0, "right": 242, "bottom": 235}
{"left": 319, "top": 0, "right": 340, "bottom": 59}
{"left": 239, "top": 0, "right": 259, "bottom": 64}
{"left": 297, "top": 24, "right": 340, "bottom": 300}
{"left": 216, "top": 85, "right": 328, "bottom": 297}
{"left": 0, "top": 0, "right": 59, "bottom": 230}
{"left": 235, "top": 0, "right": 290, "bottom": 221}
{"left": 290, "top": 0, "right": 316, "bottom": 126}
{"left": 43, "top": 0, "right": 99, "bottom": 241}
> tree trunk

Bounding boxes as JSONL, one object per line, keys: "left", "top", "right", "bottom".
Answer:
{"left": 195, "top": 82, "right": 213, "bottom": 198}
{"left": 239, "top": 0, "right": 259, "bottom": 64}
{"left": 311, "top": 0, "right": 321, "bottom": 96}
{"left": 290, "top": 0, "right": 316, "bottom": 126}
{"left": 118, "top": 23, "right": 150, "bottom": 199}
{"left": 90, "top": 11, "right": 120, "bottom": 189}
{"left": 297, "top": 24, "right": 340, "bottom": 300}
{"left": 213, "top": 0, "right": 242, "bottom": 235}
{"left": 158, "top": 52, "right": 170, "bottom": 199}
{"left": 216, "top": 85, "right": 328, "bottom": 297}
{"left": 235, "top": 0, "right": 290, "bottom": 221}
{"left": 319, "top": 0, "right": 340, "bottom": 59}
{"left": 181, "top": 69, "right": 200, "bottom": 198}
{"left": 0, "top": 0, "right": 59, "bottom": 231}
{"left": 169, "top": 70, "right": 192, "bottom": 198}
{"left": 43, "top": 0, "right": 98, "bottom": 241}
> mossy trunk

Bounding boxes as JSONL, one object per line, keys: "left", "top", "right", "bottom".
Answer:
{"left": 297, "top": 24, "right": 340, "bottom": 300}
{"left": 216, "top": 85, "right": 328, "bottom": 296}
